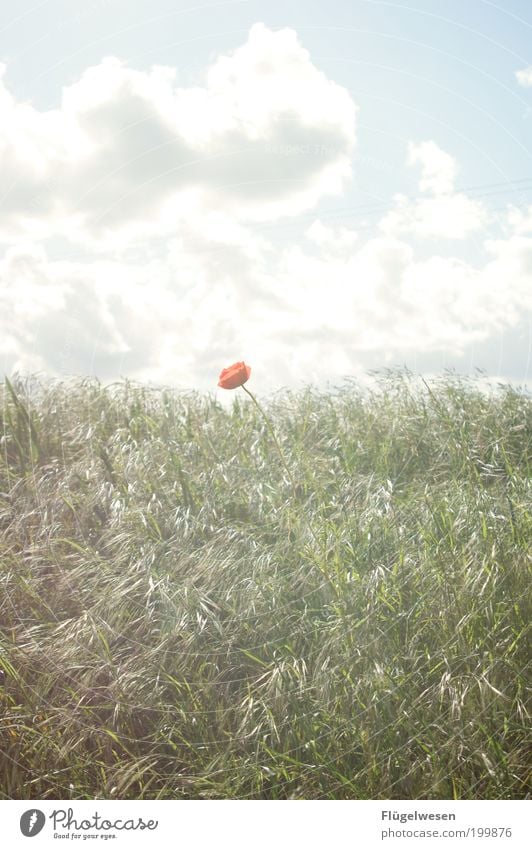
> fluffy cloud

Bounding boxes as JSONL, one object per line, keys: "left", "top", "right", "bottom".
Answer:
{"left": 408, "top": 141, "right": 457, "bottom": 194}
{"left": 515, "top": 66, "right": 532, "bottom": 87}
{"left": 380, "top": 141, "right": 486, "bottom": 239}
{"left": 0, "top": 26, "right": 530, "bottom": 391}
{"left": 0, "top": 244, "right": 158, "bottom": 377}
{"left": 0, "top": 24, "right": 356, "bottom": 243}
{"left": 2, "top": 202, "right": 531, "bottom": 390}
{"left": 305, "top": 219, "right": 359, "bottom": 253}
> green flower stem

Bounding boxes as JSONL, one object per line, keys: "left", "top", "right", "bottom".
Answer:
{"left": 241, "top": 384, "right": 323, "bottom": 552}
{"left": 241, "top": 385, "right": 297, "bottom": 491}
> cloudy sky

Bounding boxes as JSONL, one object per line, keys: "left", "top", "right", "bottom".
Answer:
{"left": 1, "top": 0, "right": 531, "bottom": 393}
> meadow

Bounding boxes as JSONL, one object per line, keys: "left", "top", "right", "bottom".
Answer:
{"left": 0, "top": 371, "right": 530, "bottom": 799}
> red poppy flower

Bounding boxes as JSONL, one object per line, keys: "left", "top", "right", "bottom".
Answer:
{"left": 218, "top": 361, "right": 251, "bottom": 389}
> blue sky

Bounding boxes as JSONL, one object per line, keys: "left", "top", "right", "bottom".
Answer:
{"left": 1, "top": 0, "right": 531, "bottom": 391}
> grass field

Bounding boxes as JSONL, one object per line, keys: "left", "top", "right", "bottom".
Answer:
{"left": 0, "top": 371, "right": 530, "bottom": 799}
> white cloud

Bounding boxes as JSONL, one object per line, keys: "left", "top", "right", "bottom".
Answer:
{"left": 515, "top": 66, "right": 532, "bottom": 87}
{"left": 0, "top": 27, "right": 530, "bottom": 391}
{"left": 0, "top": 245, "right": 154, "bottom": 377}
{"left": 305, "top": 219, "right": 358, "bottom": 252}
{"left": 273, "top": 218, "right": 532, "bottom": 361}
{"left": 3, "top": 203, "right": 531, "bottom": 390}
{"left": 381, "top": 192, "right": 486, "bottom": 239}
{"left": 407, "top": 141, "right": 457, "bottom": 195}
{"left": 506, "top": 204, "right": 532, "bottom": 235}
{"left": 380, "top": 141, "right": 486, "bottom": 239}
{"left": 0, "top": 25, "right": 356, "bottom": 243}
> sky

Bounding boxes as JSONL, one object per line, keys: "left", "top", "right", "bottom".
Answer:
{"left": 1, "top": 0, "right": 531, "bottom": 394}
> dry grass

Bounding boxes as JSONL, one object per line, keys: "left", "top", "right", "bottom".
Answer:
{"left": 0, "top": 371, "right": 530, "bottom": 799}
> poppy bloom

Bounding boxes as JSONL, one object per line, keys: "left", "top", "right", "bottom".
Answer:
{"left": 218, "top": 361, "right": 251, "bottom": 390}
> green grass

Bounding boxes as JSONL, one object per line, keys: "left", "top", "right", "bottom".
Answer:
{"left": 0, "top": 371, "right": 530, "bottom": 799}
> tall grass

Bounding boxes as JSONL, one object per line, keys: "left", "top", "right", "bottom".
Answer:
{"left": 0, "top": 372, "right": 530, "bottom": 799}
